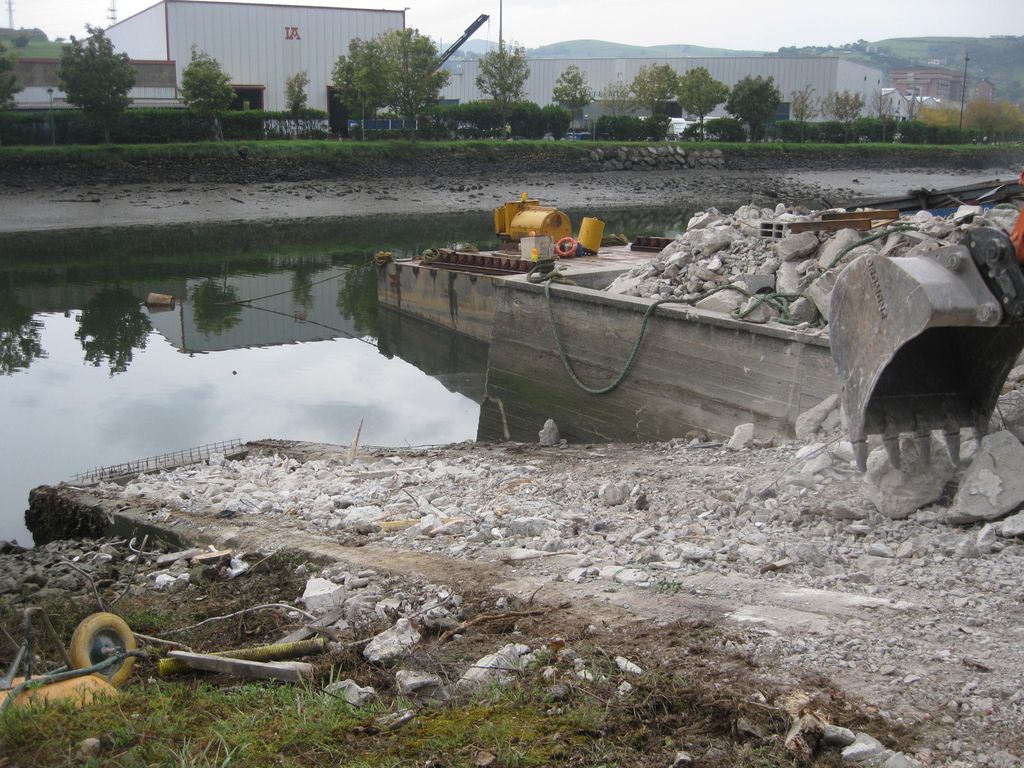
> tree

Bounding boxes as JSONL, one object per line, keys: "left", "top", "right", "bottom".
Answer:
{"left": 379, "top": 28, "right": 449, "bottom": 129}
{"left": 725, "top": 75, "right": 781, "bottom": 141}
{"left": 552, "top": 65, "right": 592, "bottom": 129}
{"left": 475, "top": 43, "right": 529, "bottom": 137}
{"left": 180, "top": 47, "right": 235, "bottom": 141}
{"left": 57, "top": 26, "right": 135, "bottom": 144}
{"left": 285, "top": 71, "right": 308, "bottom": 115}
{"left": 870, "top": 89, "right": 893, "bottom": 142}
{"left": 598, "top": 80, "right": 635, "bottom": 116}
{"left": 965, "top": 99, "right": 1024, "bottom": 141}
{"left": 789, "top": 84, "right": 817, "bottom": 142}
{"left": 284, "top": 70, "right": 309, "bottom": 137}
{"left": 0, "top": 42, "right": 23, "bottom": 147}
{"left": 332, "top": 37, "right": 390, "bottom": 139}
{"left": 630, "top": 64, "right": 677, "bottom": 115}
{"left": 821, "top": 89, "right": 865, "bottom": 142}
{"left": 677, "top": 67, "right": 729, "bottom": 140}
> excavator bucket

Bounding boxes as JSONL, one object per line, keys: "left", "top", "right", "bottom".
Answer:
{"left": 830, "top": 228, "right": 1024, "bottom": 470}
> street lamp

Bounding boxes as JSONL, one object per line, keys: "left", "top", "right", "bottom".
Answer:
{"left": 958, "top": 52, "right": 970, "bottom": 144}
{"left": 46, "top": 87, "right": 55, "bottom": 146}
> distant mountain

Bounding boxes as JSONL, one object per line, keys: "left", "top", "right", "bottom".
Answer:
{"left": 529, "top": 39, "right": 765, "bottom": 59}
{"left": 774, "top": 36, "right": 1024, "bottom": 102}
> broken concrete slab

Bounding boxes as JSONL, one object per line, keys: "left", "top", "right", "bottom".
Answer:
{"left": 795, "top": 393, "right": 840, "bottom": 440}
{"left": 865, "top": 436, "right": 955, "bottom": 519}
{"left": 363, "top": 618, "right": 421, "bottom": 664}
{"left": 727, "top": 423, "right": 755, "bottom": 451}
{"left": 947, "top": 430, "right": 1024, "bottom": 524}
{"left": 301, "top": 577, "right": 347, "bottom": 613}
{"left": 775, "top": 232, "right": 819, "bottom": 262}
{"left": 456, "top": 643, "right": 532, "bottom": 693}
{"left": 324, "top": 678, "right": 377, "bottom": 706}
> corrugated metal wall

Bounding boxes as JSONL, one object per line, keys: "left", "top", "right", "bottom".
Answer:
{"left": 165, "top": 1, "right": 403, "bottom": 111}
{"left": 106, "top": 2, "right": 169, "bottom": 61}
{"left": 444, "top": 56, "right": 883, "bottom": 120}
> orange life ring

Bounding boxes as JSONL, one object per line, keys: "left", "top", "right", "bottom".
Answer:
{"left": 555, "top": 236, "right": 578, "bottom": 258}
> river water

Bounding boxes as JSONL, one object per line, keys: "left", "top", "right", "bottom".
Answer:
{"left": 0, "top": 208, "right": 687, "bottom": 544}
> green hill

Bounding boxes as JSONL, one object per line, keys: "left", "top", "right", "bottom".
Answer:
{"left": 530, "top": 39, "right": 764, "bottom": 59}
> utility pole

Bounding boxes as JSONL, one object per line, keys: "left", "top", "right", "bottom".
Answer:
{"left": 6, "top": 0, "right": 14, "bottom": 31}
{"left": 958, "top": 51, "right": 969, "bottom": 143}
{"left": 498, "top": 0, "right": 503, "bottom": 51}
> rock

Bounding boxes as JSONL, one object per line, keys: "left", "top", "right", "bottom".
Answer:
{"left": 695, "top": 288, "right": 746, "bottom": 314}
{"left": 842, "top": 732, "right": 891, "bottom": 763}
{"left": 787, "top": 296, "right": 818, "bottom": 324}
{"left": 538, "top": 419, "right": 560, "bottom": 446}
{"left": 999, "top": 510, "right": 1024, "bottom": 537}
{"left": 669, "top": 750, "right": 694, "bottom": 766}
{"left": 947, "top": 431, "right": 1024, "bottom": 524}
{"left": 456, "top": 643, "right": 532, "bottom": 692}
{"left": 614, "top": 656, "right": 643, "bottom": 675}
{"left": 395, "top": 670, "right": 448, "bottom": 702}
{"left": 816, "top": 228, "right": 863, "bottom": 270}
{"left": 775, "top": 232, "right": 819, "bottom": 262}
{"left": 727, "top": 423, "right": 755, "bottom": 451}
{"left": 795, "top": 393, "right": 840, "bottom": 440}
{"left": 776, "top": 260, "right": 801, "bottom": 293}
{"left": 821, "top": 724, "right": 856, "bottom": 747}
{"left": 324, "top": 678, "right": 377, "bottom": 706}
{"left": 738, "top": 295, "right": 779, "bottom": 324}
{"left": 598, "top": 566, "right": 650, "bottom": 586}
{"left": 363, "top": 618, "right": 421, "bottom": 664}
{"left": 76, "top": 737, "right": 102, "bottom": 760}
{"left": 865, "top": 436, "right": 954, "bottom": 519}
{"left": 805, "top": 269, "right": 839, "bottom": 320}
{"left": 976, "top": 523, "right": 999, "bottom": 554}
{"left": 599, "top": 482, "right": 630, "bottom": 507}
{"left": 677, "top": 543, "right": 713, "bottom": 561}
{"left": 301, "top": 577, "right": 346, "bottom": 612}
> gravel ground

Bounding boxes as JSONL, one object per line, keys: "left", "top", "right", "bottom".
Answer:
{"left": 60, "top": 398, "right": 1024, "bottom": 768}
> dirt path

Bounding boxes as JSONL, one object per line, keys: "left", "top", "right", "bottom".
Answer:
{"left": 0, "top": 167, "right": 1014, "bottom": 234}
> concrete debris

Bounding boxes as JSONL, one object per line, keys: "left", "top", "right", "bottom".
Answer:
{"left": 324, "top": 678, "right": 377, "bottom": 706}
{"left": 456, "top": 643, "right": 533, "bottom": 693}
{"left": 727, "top": 423, "right": 755, "bottom": 451}
{"left": 999, "top": 510, "right": 1024, "bottom": 538}
{"left": 864, "top": 435, "right": 954, "bottom": 519}
{"left": 538, "top": 418, "right": 560, "bottom": 447}
{"left": 598, "top": 482, "right": 631, "bottom": 507}
{"left": 614, "top": 656, "right": 643, "bottom": 675}
{"left": 363, "top": 618, "right": 421, "bottom": 665}
{"left": 602, "top": 204, "right": 1020, "bottom": 334}
{"left": 946, "top": 430, "right": 1024, "bottom": 524}
{"left": 795, "top": 394, "right": 840, "bottom": 440}
{"left": 395, "top": 670, "right": 448, "bottom": 703}
{"left": 301, "top": 577, "right": 346, "bottom": 612}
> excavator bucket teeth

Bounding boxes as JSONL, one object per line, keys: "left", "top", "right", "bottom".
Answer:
{"left": 829, "top": 233, "right": 1024, "bottom": 471}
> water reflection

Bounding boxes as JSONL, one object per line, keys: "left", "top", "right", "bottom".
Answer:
{"left": 0, "top": 207, "right": 685, "bottom": 544}
{"left": 0, "top": 292, "right": 46, "bottom": 375}
{"left": 75, "top": 286, "right": 153, "bottom": 375}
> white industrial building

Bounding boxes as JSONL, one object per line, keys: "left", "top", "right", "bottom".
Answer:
{"left": 104, "top": 0, "right": 405, "bottom": 112}
{"left": 443, "top": 56, "right": 885, "bottom": 122}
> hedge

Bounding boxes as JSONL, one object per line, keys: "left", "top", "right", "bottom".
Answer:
{"left": 0, "top": 108, "right": 329, "bottom": 145}
{"left": 594, "top": 115, "right": 670, "bottom": 142}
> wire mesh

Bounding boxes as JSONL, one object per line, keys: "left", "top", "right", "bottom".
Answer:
{"left": 69, "top": 439, "right": 246, "bottom": 485}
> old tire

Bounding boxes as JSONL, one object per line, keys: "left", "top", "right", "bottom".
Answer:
{"left": 68, "top": 612, "right": 136, "bottom": 687}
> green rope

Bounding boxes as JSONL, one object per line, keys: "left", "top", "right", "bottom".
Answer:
{"left": 539, "top": 223, "right": 920, "bottom": 395}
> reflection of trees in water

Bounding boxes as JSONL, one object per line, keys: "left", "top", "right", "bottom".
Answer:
{"left": 0, "top": 292, "right": 46, "bottom": 375}
{"left": 75, "top": 286, "right": 152, "bottom": 375}
{"left": 191, "top": 279, "right": 243, "bottom": 335}
{"left": 290, "top": 263, "right": 318, "bottom": 313}
{"left": 336, "top": 264, "right": 377, "bottom": 336}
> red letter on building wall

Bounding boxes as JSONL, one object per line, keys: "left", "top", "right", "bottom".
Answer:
{"left": 284, "top": 26, "right": 301, "bottom": 40}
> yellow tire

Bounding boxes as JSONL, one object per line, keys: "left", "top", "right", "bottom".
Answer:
{"left": 68, "top": 612, "right": 136, "bottom": 688}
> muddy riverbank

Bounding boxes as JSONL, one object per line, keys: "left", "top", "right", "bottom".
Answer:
{"left": 1, "top": 166, "right": 1020, "bottom": 236}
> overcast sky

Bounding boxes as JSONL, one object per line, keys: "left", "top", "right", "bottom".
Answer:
{"left": 11, "top": 0, "right": 1024, "bottom": 51}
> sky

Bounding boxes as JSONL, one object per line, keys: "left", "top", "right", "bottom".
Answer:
{"left": 8, "top": 0, "right": 1024, "bottom": 51}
